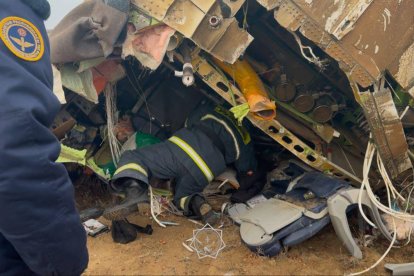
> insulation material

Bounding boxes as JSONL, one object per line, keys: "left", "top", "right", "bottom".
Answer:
{"left": 122, "top": 24, "right": 176, "bottom": 70}
{"left": 214, "top": 58, "right": 276, "bottom": 121}
{"left": 395, "top": 43, "right": 414, "bottom": 93}
{"left": 60, "top": 60, "right": 125, "bottom": 103}
{"left": 90, "top": 60, "right": 126, "bottom": 93}
{"left": 76, "top": 58, "right": 106, "bottom": 73}
{"left": 61, "top": 64, "right": 99, "bottom": 104}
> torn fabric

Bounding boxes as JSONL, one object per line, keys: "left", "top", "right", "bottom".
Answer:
{"left": 50, "top": 0, "right": 129, "bottom": 64}
{"left": 60, "top": 59, "right": 125, "bottom": 103}
{"left": 60, "top": 64, "right": 99, "bottom": 103}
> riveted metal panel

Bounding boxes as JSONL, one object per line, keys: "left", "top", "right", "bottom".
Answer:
{"left": 190, "top": 0, "right": 215, "bottom": 13}
{"left": 131, "top": 0, "right": 176, "bottom": 21}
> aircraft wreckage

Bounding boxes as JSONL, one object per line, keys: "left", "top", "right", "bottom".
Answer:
{"left": 49, "top": 0, "right": 414, "bottom": 274}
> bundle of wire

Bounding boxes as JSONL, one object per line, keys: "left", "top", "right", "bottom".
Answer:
{"left": 349, "top": 135, "right": 414, "bottom": 275}
{"left": 104, "top": 84, "right": 122, "bottom": 165}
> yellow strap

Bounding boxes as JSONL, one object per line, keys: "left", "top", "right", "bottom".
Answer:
{"left": 169, "top": 136, "right": 214, "bottom": 182}
{"left": 57, "top": 144, "right": 87, "bottom": 165}
{"left": 114, "top": 163, "right": 148, "bottom": 177}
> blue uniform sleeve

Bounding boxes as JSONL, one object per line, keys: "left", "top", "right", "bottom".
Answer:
{"left": 0, "top": 1, "right": 88, "bottom": 275}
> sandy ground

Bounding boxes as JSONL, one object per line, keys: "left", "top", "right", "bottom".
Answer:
{"left": 83, "top": 212, "right": 414, "bottom": 275}
{"left": 74, "top": 177, "right": 414, "bottom": 275}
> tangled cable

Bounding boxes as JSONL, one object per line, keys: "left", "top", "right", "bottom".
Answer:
{"left": 349, "top": 134, "right": 413, "bottom": 275}
{"left": 104, "top": 84, "right": 122, "bottom": 165}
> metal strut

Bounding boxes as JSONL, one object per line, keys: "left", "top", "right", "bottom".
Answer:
{"left": 190, "top": 53, "right": 361, "bottom": 185}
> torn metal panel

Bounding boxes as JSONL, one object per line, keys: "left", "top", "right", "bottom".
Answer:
{"left": 163, "top": 0, "right": 207, "bottom": 38}
{"left": 189, "top": 53, "right": 361, "bottom": 185}
{"left": 358, "top": 79, "right": 412, "bottom": 178}
{"left": 329, "top": 0, "right": 373, "bottom": 40}
{"left": 394, "top": 42, "right": 414, "bottom": 92}
{"left": 210, "top": 21, "right": 253, "bottom": 64}
{"left": 264, "top": 0, "right": 414, "bottom": 93}
{"left": 131, "top": 0, "right": 252, "bottom": 63}
{"left": 190, "top": 0, "right": 216, "bottom": 13}
{"left": 222, "top": 0, "right": 247, "bottom": 17}
{"left": 131, "top": 0, "right": 175, "bottom": 21}
{"left": 256, "top": 0, "right": 283, "bottom": 11}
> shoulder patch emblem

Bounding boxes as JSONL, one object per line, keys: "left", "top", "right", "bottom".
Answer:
{"left": 0, "top": 16, "right": 44, "bottom": 61}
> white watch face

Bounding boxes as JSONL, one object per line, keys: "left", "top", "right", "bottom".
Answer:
{"left": 45, "top": 0, "right": 83, "bottom": 30}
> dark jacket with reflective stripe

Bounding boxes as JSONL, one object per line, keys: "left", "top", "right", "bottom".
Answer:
{"left": 166, "top": 103, "right": 257, "bottom": 186}
{"left": 186, "top": 103, "right": 257, "bottom": 174}
{"left": 114, "top": 103, "right": 257, "bottom": 189}
{"left": 0, "top": 1, "right": 88, "bottom": 275}
{"left": 169, "top": 128, "right": 227, "bottom": 186}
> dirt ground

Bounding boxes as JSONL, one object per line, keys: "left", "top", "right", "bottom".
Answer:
{"left": 83, "top": 212, "right": 414, "bottom": 275}
{"left": 74, "top": 177, "right": 414, "bottom": 275}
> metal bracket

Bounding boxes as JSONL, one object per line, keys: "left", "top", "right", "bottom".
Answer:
{"left": 190, "top": 53, "right": 361, "bottom": 185}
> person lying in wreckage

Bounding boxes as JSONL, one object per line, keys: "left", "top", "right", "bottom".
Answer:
{"left": 48, "top": 0, "right": 270, "bottom": 232}
{"left": 103, "top": 103, "right": 265, "bottom": 226}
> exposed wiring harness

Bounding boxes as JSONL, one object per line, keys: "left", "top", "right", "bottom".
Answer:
{"left": 349, "top": 128, "right": 414, "bottom": 275}
{"left": 104, "top": 84, "right": 122, "bottom": 165}
{"left": 149, "top": 186, "right": 167, "bottom": 228}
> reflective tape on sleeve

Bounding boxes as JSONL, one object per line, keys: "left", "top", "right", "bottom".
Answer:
{"left": 114, "top": 163, "right": 148, "bottom": 177}
{"left": 201, "top": 114, "right": 240, "bottom": 159}
{"left": 169, "top": 136, "right": 214, "bottom": 182}
{"left": 179, "top": 196, "right": 189, "bottom": 210}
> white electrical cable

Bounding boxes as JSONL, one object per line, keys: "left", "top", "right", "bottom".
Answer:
{"left": 104, "top": 84, "right": 122, "bottom": 165}
{"left": 149, "top": 186, "right": 166, "bottom": 228}
{"left": 348, "top": 218, "right": 397, "bottom": 276}
{"left": 357, "top": 140, "right": 377, "bottom": 228}
{"left": 359, "top": 143, "right": 414, "bottom": 221}
{"left": 351, "top": 131, "right": 414, "bottom": 275}
{"left": 289, "top": 30, "right": 328, "bottom": 70}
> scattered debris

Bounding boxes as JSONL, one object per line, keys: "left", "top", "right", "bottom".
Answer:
{"left": 83, "top": 219, "right": 109, "bottom": 237}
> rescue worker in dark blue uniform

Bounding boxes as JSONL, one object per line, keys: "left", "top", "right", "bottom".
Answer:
{"left": 104, "top": 103, "right": 258, "bottom": 225}
{"left": 0, "top": 1, "right": 88, "bottom": 275}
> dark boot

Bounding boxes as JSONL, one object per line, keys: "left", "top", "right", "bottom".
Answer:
{"left": 103, "top": 179, "right": 149, "bottom": 220}
{"left": 190, "top": 195, "right": 221, "bottom": 226}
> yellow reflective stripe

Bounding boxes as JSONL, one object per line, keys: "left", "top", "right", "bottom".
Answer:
{"left": 179, "top": 196, "right": 189, "bottom": 210}
{"left": 114, "top": 163, "right": 148, "bottom": 177}
{"left": 169, "top": 136, "right": 214, "bottom": 182}
{"left": 201, "top": 114, "right": 240, "bottom": 159}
